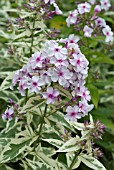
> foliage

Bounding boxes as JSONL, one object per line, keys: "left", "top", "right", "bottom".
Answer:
{"left": 0, "top": 0, "right": 114, "bottom": 170}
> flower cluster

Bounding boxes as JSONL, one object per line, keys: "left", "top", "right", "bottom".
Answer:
{"left": 9, "top": 34, "right": 94, "bottom": 122}
{"left": 66, "top": 0, "right": 113, "bottom": 43}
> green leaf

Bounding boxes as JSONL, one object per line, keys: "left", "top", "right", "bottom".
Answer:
{"left": 90, "top": 52, "right": 114, "bottom": 65}
{"left": 87, "top": 84, "right": 99, "bottom": 108}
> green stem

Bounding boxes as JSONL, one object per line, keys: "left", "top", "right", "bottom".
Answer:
{"left": 68, "top": 152, "right": 78, "bottom": 170}
{"left": 25, "top": 89, "right": 28, "bottom": 104}
{"left": 38, "top": 104, "right": 48, "bottom": 138}
{"left": 30, "top": 14, "right": 36, "bottom": 56}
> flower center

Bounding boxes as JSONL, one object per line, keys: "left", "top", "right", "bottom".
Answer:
{"left": 36, "top": 57, "right": 40, "bottom": 62}
{"left": 58, "top": 72, "right": 63, "bottom": 76}
{"left": 33, "top": 82, "right": 37, "bottom": 86}
{"left": 70, "top": 112, "right": 76, "bottom": 117}
{"left": 55, "top": 48, "right": 59, "bottom": 52}
{"left": 77, "top": 59, "right": 80, "bottom": 65}
{"left": 70, "top": 40, "right": 74, "bottom": 43}
{"left": 48, "top": 94, "right": 53, "bottom": 98}
{"left": 58, "top": 59, "right": 63, "bottom": 63}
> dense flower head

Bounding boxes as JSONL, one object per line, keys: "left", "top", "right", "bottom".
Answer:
{"left": 11, "top": 35, "right": 94, "bottom": 121}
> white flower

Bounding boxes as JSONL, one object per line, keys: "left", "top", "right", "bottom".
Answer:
{"left": 100, "top": 0, "right": 111, "bottom": 11}
{"left": 65, "top": 106, "right": 81, "bottom": 121}
{"left": 83, "top": 25, "right": 93, "bottom": 37}
{"left": 78, "top": 2, "right": 91, "bottom": 14}
{"left": 29, "top": 76, "right": 45, "bottom": 94}
{"left": 30, "top": 52, "right": 45, "bottom": 69}
{"left": 95, "top": 17, "right": 106, "bottom": 27}
{"left": 66, "top": 10, "right": 78, "bottom": 27}
{"left": 77, "top": 86, "right": 91, "bottom": 101}
{"left": 42, "top": 87, "right": 59, "bottom": 104}
{"left": 2, "top": 108, "right": 14, "bottom": 121}
{"left": 48, "top": 66, "right": 73, "bottom": 87}
{"left": 102, "top": 25, "right": 114, "bottom": 42}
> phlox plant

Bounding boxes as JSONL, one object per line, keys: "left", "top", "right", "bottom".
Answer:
{"left": 0, "top": 0, "right": 114, "bottom": 170}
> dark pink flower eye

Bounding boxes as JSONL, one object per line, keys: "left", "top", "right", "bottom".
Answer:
{"left": 70, "top": 112, "right": 76, "bottom": 117}
{"left": 33, "top": 82, "right": 37, "bottom": 86}
{"left": 48, "top": 94, "right": 53, "bottom": 98}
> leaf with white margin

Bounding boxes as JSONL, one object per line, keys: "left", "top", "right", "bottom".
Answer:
{"left": 78, "top": 154, "right": 106, "bottom": 170}
{"left": 71, "top": 121, "right": 85, "bottom": 130}
{"left": 42, "top": 138, "right": 64, "bottom": 148}
{"left": 56, "top": 137, "right": 80, "bottom": 152}
{"left": 66, "top": 153, "right": 81, "bottom": 169}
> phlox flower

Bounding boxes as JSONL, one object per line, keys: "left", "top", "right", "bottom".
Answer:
{"left": 78, "top": 2, "right": 91, "bottom": 14}
{"left": 79, "top": 99, "right": 94, "bottom": 115}
{"left": 65, "top": 106, "right": 81, "bottom": 121}
{"left": 100, "top": 0, "right": 111, "bottom": 11}
{"left": 83, "top": 25, "right": 93, "bottom": 37}
{"left": 95, "top": 17, "right": 106, "bottom": 27}
{"left": 77, "top": 86, "right": 91, "bottom": 101}
{"left": 29, "top": 76, "right": 45, "bottom": 94}
{"left": 18, "top": 78, "right": 28, "bottom": 96}
{"left": 2, "top": 108, "right": 14, "bottom": 121}
{"left": 42, "top": 87, "right": 59, "bottom": 104}
{"left": 59, "top": 34, "right": 80, "bottom": 46}
{"left": 47, "top": 42, "right": 67, "bottom": 59}
{"left": 102, "top": 25, "right": 113, "bottom": 42}
{"left": 70, "top": 53, "right": 89, "bottom": 73}
{"left": 66, "top": 10, "right": 78, "bottom": 27}
{"left": 94, "top": 5, "right": 101, "bottom": 13}
{"left": 48, "top": 66, "right": 73, "bottom": 87}
{"left": 30, "top": 52, "right": 44, "bottom": 69}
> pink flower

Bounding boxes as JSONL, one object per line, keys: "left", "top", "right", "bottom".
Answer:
{"left": 95, "top": 17, "right": 106, "bottom": 27}
{"left": 77, "top": 86, "right": 91, "bottom": 101}
{"left": 48, "top": 66, "right": 73, "bottom": 87}
{"left": 78, "top": 2, "right": 91, "bottom": 14}
{"left": 100, "top": 0, "right": 111, "bottom": 11}
{"left": 31, "top": 52, "right": 45, "bottom": 69}
{"left": 29, "top": 76, "right": 45, "bottom": 94}
{"left": 42, "top": 87, "right": 59, "bottom": 104}
{"left": 18, "top": 78, "right": 28, "bottom": 96}
{"left": 65, "top": 106, "right": 81, "bottom": 121}
{"left": 2, "top": 108, "right": 14, "bottom": 121}
{"left": 102, "top": 25, "right": 113, "bottom": 42}
{"left": 94, "top": 5, "right": 101, "bottom": 13}
{"left": 83, "top": 25, "right": 93, "bottom": 37}
{"left": 48, "top": 42, "right": 67, "bottom": 59}
{"left": 79, "top": 99, "right": 94, "bottom": 115}
{"left": 70, "top": 53, "right": 89, "bottom": 73}
{"left": 66, "top": 10, "right": 78, "bottom": 27}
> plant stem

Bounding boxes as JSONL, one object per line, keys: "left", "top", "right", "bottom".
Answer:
{"left": 25, "top": 89, "right": 28, "bottom": 104}
{"left": 30, "top": 14, "right": 36, "bottom": 56}
{"left": 68, "top": 152, "right": 78, "bottom": 170}
{"left": 38, "top": 104, "right": 48, "bottom": 137}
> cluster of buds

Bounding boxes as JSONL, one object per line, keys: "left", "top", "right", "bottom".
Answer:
{"left": 84, "top": 119, "right": 105, "bottom": 140}
{"left": 66, "top": 0, "right": 114, "bottom": 43}
{"left": 9, "top": 34, "right": 94, "bottom": 122}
